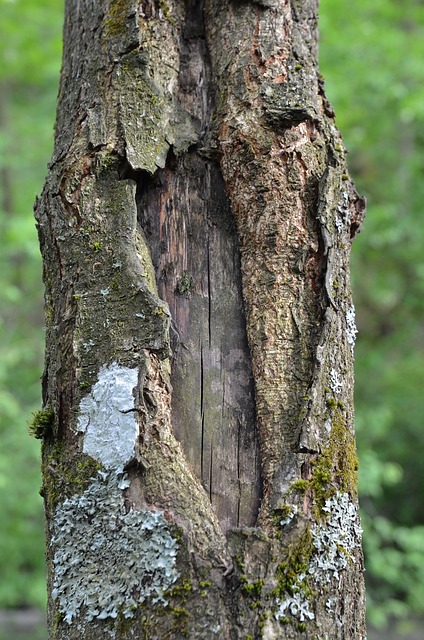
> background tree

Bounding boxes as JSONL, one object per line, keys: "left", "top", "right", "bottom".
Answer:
{"left": 320, "top": 0, "right": 424, "bottom": 627}
{"left": 0, "top": 0, "right": 62, "bottom": 614}
{"left": 35, "top": 0, "right": 366, "bottom": 638}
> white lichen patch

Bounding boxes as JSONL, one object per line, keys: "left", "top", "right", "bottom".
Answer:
{"left": 309, "top": 492, "right": 362, "bottom": 581}
{"left": 51, "top": 472, "right": 179, "bottom": 624}
{"left": 329, "top": 368, "right": 343, "bottom": 395}
{"left": 77, "top": 363, "right": 139, "bottom": 470}
{"left": 346, "top": 305, "right": 358, "bottom": 356}
{"left": 335, "top": 191, "right": 351, "bottom": 233}
{"left": 275, "top": 580, "right": 315, "bottom": 622}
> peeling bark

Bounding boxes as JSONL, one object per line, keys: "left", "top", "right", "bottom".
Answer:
{"left": 36, "top": 0, "right": 366, "bottom": 638}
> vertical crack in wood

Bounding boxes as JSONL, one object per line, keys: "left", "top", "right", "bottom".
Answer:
{"left": 236, "top": 417, "right": 241, "bottom": 527}
{"left": 200, "top": 339, "right": 205, "bottom": 482}
{"left": 209, "top": 437, "right": 213, "bottom": 504}
{"left": 207, "top": 238, "right": 212, "bottom": 349}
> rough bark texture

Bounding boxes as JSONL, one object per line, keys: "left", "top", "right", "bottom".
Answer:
{"left": 35, "top": 0, "right": 366, "bottom": 638}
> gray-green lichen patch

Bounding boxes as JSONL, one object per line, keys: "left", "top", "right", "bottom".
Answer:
{"left": 275, "top": 492, "right": 362, "bottom": 624}
{"left": 275, "top": 583, "right": 315, "bottom": 623}
{"left": 51, "top": 471, "right": 179, "bottom": 624}
{"left": 76, "top": 363, "right": 139, "bottom": 471}
{"left": 309, "top": 492, "right": 362, "bottom": 581}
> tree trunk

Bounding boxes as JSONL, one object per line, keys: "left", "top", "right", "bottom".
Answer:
{"left": 35, "top": 0, "right": 366, "bottom": 638}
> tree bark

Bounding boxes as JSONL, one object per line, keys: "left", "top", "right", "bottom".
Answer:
{"left": 35, "top": 0, "right": 366, "bottom": 638}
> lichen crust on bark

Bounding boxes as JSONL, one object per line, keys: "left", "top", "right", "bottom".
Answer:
{"left": 51, "top": 471, "right": 179, "bottom": 625}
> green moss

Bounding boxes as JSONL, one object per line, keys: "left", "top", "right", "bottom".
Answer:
{"left": 199, "top": 578, "right": 212, "bottom": 598}
{"left": 273, "top": 504, "right": 293, "bottom": 529}
{"left": 290, "top": 479, "right": 309, "bottom": 493}
{"left": 311, "top": 407, "right": 358, "bottom": 513}
{"left": 199, "top": 580, "right": 211, "bottom": 588}
{"left": 51, "top": 610, "right": 65, "bottom": 636}
{"left": 171, "top": 606, "right": 189, "bottom": 619}
{"left": 273, "top": 528, "right": 313, "bottom": 599}
{"left": 28, "top": 408, "right": 54, "bottom": 439}
{"left": 275, "top": 504, "right": 292, "bottom": 519}
{"left": 310, "top": 458, "right": 333, "bottom": 511}
{"left": 326, "top": 396, "right": 337, "bottom": 410}
{"left": 104, "top": 0, "right": 131, "bottom": 37}
{"left": 92, "top": 241, "right": 103, "bottom": 252}
{"left": 54, "top": 611, "right": 65, "bottom": 624}
{"left": 165, "top": 577, "right": 193, "bottom": 637}
{"left": 258, "top": 610, "right": 268, "bottom": 632}
{"left": 114, "top": 589, "right": 194, "bottom": 639}
{"left": 41, "top": 445, "right": 104, "bottom": 510}
{"left": 166, "top": 578, "right": 193, "bottom": 600}
{"left": 96, "top": 152, "right": 120, "bottom": 176}
{"left": 241, "top": 578, "right": 264, "bottom": 598}
{"left": 45, "top": 305, "right": 54, "bottom": 325}
{"left": 282, "top": 403, "right": 359, "bottom": 523}
{"left": 158, "top": 0, "right": 175, "bottom": 23}
{"left": 153, "top": 305, "right": 167, "bottom": 316}
{"left": 330, "top": 410, "right": 358, "bottom": 493}
{"left": 298, "top": 622, "right": 307, "bottom": 632}
{"left": 177, "top": 272, "right": 192, "bottom": 295}
{"left": 115, "top": 609, "right": 138, "bottom": 637}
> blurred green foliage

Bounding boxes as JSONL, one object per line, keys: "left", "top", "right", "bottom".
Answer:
{"left": 321, "top": 0, "right": 424, "bottom": 628}
{"left": 0, "top": 0, "right": 63, "bottom": 610}
{"left": 0, "top": 0, "right": 423, "bottom": 633}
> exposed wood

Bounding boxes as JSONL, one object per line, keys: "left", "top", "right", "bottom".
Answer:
{"left": 137, "top": 153, "right": 261, "bottom": 531}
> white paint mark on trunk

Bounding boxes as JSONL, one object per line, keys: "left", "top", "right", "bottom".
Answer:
{"left": 77, "top": 363, "right": 139, "bottom": 470}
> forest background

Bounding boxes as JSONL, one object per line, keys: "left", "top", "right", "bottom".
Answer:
{"left": 0, "top": 0, "right": 423, "bottom": 638}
